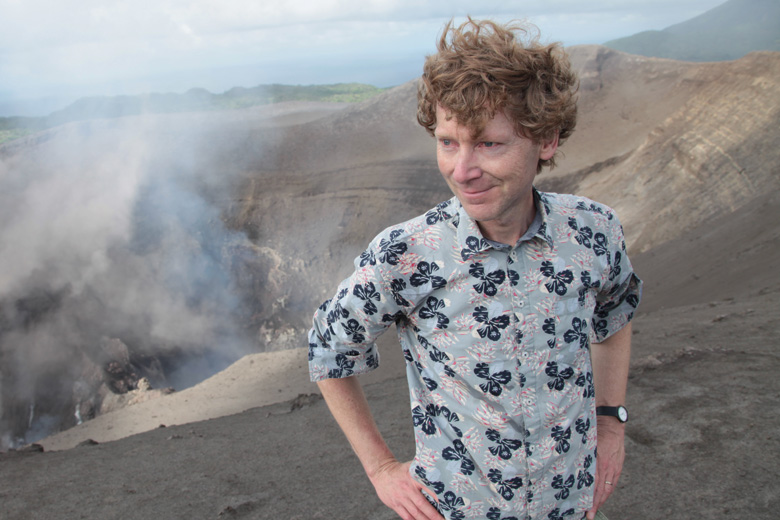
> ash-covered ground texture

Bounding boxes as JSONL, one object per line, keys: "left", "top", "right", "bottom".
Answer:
{"left": 0, "top": 46, "right": 779, "bottom": 519}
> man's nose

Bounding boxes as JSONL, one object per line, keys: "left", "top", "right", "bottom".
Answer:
{"left": 452, "top": 148, "right": 481, "bottom": 183}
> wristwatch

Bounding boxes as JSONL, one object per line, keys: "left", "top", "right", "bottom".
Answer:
{"left": 596, "top": 405, "right": 629, "bottom": 423}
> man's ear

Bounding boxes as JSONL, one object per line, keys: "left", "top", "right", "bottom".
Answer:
{"left": 539, "top": 133, "right": 559, "bottom": 161}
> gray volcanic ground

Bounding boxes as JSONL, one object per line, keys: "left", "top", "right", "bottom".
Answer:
{"left": 0, "top": 47, "right": 779, "bottom": 519}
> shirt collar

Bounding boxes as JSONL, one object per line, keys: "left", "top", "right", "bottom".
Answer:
{"left": 454, "top": 188, "right": 555, "bottom": 261}
{"left": 533, "top": 189, "right": 556, "bottom": 250}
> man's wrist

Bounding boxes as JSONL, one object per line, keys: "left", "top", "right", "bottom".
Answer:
{"left": 596, "top": 414, "right": 627, "bottom": 437}
{"left": 596, "top": 405, "right": 628, "bottom": 423}
{"left": 366, "top": 455, "right": 401, "bottom": 481}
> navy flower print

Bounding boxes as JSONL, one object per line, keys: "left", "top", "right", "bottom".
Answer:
{"left": 609, "top": 251, "right": 623, "bottom": 281}
{"left": 359, "top": 249, "right": 377, "bottom": 267}
{"left": 342, "top": 318, "right": 365, "bottom": 343}
{"left": 411, "top": 261, "right": 447, "bottom": 290}
{"left": 412, "top": 404, "right": 439, "bottom": 435}
{"left": 461, "top": 235, "right": 490, "bottom": 261}
{"left": 326, "top": 301, "right": 349, "bottom": 328}
{"left": 378, "top": 229, "right": 407, "bottom": 265}
{"left": 550, "top": 425, "right": 572, "bottom": 454}
{"left": 353, "top": 281, "right": 381, "bottom": 315}
{"left": 578, "top": 270, "right": 601, "bottom": 305}
{"left": 469, "top": 263, "right": 506, "bottom": 296}
{"left": 575, "top": 370, "right": 595, "bottom": 399}
{"left": 577, "top": 455, "right": 595, "bottom": 489}
{"left": 327, "top": 352, "right": 357, "bottom": 379}
{"left": 425, "top": 200, "right": 453, "bottom": 225}
{"left": 473, "top": 306, "right": 510, "bottom": 340}
{"left": 438, "top": 491, "right": 466, "bottom": 520}
{"left": 543, "top": 317, "right": 557, "bottom": 348}
{"left": 412, "top": 403, "right": 462, "bottom": 437}
{"left": 547, "top": 507, "right": 577, "bottom": 520}
{"left": 576, "top": 201, "right": 613, "bottom": 220}
{"left": 415, "top": 360, "right": 438, "bottom": 391}
{"left": 546, "top": 362, "right": 574, "bottom": 391}
{"left": 419, "top": 296, "right": 450, "bottom": 329}
{"left": 415, "top": 466, "right": 445, "bottom": 495}
{"left": 568, "top": 217, "right": 593, "bottom": 248}
{"left": 389, "top": 278, "right": 411, "bottom": 307}
{"left": 442, "top": 439, "right": 475, "bottom": 475}
{"left": 575, "top": 417, "right": 591, "bottom": 444}
{"left": 474, "top": 363, "right": 512, "bottom": 396}
{"left": 563, "top": 317, "right": 589, "bottom": 349}
{"left": 592, "top": 318, "right": 608, "bottom": 339}
{"left": 487, "top": 508, "right": 519, "bottom": 520}
{"left": 488, "top": 468, "right": 523, "bottom": 501}
{"left": 486, "top": 428, "right": 523, "bottom": 460}
{"left": 540, "top": 261, "right": 574, "bottom": 296}
{"left": 552, "top": 473, "right": 575, "bottom": 500}
{"left": 592, "top": 233, "right": 608, "bottom": 257}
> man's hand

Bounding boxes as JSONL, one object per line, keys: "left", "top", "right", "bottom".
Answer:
{"left": 317, "top": 377, "right": 442, "bottom": 519}
{"left": 369, "top": 460, "right": 443, "bottom": 520}
{"left": 586, "top": 416, "right": 625, "bottom": 519}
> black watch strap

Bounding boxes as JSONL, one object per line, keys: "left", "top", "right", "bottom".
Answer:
{"left": 596, "top": 405, "right": 629, "bottom": 423}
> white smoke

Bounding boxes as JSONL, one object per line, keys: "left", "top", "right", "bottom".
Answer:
{"left": 0, "top": 112, "right": 265, "bottom": 448}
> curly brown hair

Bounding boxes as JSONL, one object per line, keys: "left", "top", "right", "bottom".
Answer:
{"left": 417, "top": 18, "right": 578, "bottom": 171}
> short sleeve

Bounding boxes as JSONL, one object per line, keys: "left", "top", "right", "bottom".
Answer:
{"left": 591, "top": 218, "right": 642, "bottom": 342}
{"left": 308, "top": 233, "right": 408, "bottom": 382}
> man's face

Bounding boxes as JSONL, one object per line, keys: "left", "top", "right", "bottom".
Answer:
{"left": 434, "top": 105, "right": 558, "bottom": 243}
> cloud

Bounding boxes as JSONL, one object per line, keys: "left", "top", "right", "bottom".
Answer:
{"left": 0, "top": 1, "right": 726, "bottom": 111}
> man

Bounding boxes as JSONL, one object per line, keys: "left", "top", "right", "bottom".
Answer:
{"left": 308, "top": 19, "right": 641, "bottom": 520}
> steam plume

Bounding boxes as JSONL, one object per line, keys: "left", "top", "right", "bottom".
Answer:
{"left": 0, "top": 113, "right": 262, "bottom": 449}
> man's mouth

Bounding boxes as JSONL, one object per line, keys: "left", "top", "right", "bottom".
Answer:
{"left": 459, "top": 186, "right": 494, "bottom": 199}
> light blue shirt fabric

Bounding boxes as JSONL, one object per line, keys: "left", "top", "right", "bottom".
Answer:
{"left": 309, "top": 190, "right": 642, "bottom": 520}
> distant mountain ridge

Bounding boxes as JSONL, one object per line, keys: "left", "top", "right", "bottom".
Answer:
{"left": 604, "top": 0, "right": 780, "bottom": 61}
{"left": 0, "top": 83, "right": 385, "bottom": 144}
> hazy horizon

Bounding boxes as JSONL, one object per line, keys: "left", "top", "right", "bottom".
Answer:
{"left": 0, "top": 1, "right": 727, "bottom": 117}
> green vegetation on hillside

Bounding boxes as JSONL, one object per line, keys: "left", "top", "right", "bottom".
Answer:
{"left": 0, "top": 129, "right": 35, "bottom": 145}
{"left": 220, "top": 83, "right": 386, "bottom": 108}
{"left": 604, "top": 0, "right": 780, "bottom": 61}
{"left": 0, "top": 82, "right": 386, "bottom": 145}
{"left": 0, "top": 116, "right": 46, "bottom": 145}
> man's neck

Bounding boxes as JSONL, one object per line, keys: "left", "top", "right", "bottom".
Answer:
{"left": 477, "top": 198, "right": 538, "bottom": 246}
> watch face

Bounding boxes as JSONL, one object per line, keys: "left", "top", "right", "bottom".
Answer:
{"left": 618, "top": 406, "right": 629, "bottom": 422}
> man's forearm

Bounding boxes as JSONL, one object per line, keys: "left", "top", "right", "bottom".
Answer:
{"left": 318, "top": 376, "right": 444, "bottom": 519}
{"left": 590, "top": 323, "right": 631, "bottom": 409}
{"left": 317, "top": 376, "right": 398, "bottom": 479}
{"left": 586, "top": 323, "right": 632, "bottom": 518}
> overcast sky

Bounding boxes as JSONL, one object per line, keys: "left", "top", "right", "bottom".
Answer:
{"left": 0, "top": 0, "right": 727, "bottom": 116}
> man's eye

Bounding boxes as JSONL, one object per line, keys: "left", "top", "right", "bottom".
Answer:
{"left": 482, "top": 141, "right": 496, "bottom": 148}
{"left": 441, "top": 139, "right": 453, "bottom": 146}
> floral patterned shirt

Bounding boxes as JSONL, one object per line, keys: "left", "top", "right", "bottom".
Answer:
{"left": 309, "top": 190, "right": 642, "bottom": 520}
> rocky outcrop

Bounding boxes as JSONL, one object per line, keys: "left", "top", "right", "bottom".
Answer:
{"left": 0, "top": 329, "right": 172, "bottom": 448}
{"left": 99, "top": 377, "right": 174, "bottom": 415}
